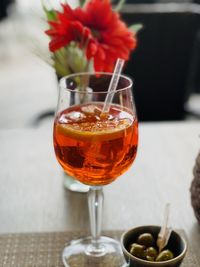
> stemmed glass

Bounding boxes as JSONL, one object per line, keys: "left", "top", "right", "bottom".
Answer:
{"left": 53, "top": 72, "right": 138, "bottom": 267}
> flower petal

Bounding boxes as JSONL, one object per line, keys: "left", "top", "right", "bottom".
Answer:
{"left": 49, "top": 36, "right": 71, "bottom": 51}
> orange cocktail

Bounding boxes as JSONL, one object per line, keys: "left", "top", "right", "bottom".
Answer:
{"left": 54, "top": 103, "right": 138, "bottom": 186}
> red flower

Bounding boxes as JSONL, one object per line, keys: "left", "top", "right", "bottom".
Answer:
{"left": 45, "top": 0, "right": 136, "bottom": 72}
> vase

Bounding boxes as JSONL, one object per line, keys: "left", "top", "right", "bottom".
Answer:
{"left": 63, "top": 172, "right": 89, "bottom": 193}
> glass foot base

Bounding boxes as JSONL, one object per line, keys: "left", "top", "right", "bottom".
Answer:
{"left": 62, "top": 236, "right": 126, "bottom": 267}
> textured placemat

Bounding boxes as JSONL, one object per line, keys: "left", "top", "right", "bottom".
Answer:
{"left": 0, "top": 230, "right": 198, "bottom": 267}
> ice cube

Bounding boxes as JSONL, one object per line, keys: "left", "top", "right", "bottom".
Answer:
{"left": 59, "top": 114, "right": 69, "bottom": 123}
{"left": 59, "top": 112, "right": 85, "bottom": 123}
{"left": 81, "top": 105, "right": 102, "bottom": 114}
{"left": 67, "top": 111, "right": 86, "bottom": 120}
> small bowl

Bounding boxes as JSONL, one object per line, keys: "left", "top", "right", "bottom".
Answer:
{"left": 121, "top": 225, "right": 187, "bottom": 267}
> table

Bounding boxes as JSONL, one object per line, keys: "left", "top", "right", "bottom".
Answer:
{"left": 0, "top": 121, "right": 200, "bottom": 256}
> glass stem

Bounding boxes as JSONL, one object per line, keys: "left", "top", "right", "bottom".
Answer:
{"left": 87, "top": 186, "right": 104, "bottom": 255}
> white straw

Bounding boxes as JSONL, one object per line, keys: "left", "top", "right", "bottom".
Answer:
{"left": 102, "top": 58, "right": 125, "bottom": 114}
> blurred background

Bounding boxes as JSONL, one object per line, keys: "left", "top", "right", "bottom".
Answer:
{"left": 0, "top": 0, "right": 200, "bottom": 128}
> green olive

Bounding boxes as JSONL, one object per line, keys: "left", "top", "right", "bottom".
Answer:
{"left": 137, "top": 233, "right": 155, "bottom": 247}
{"left": 146, "top": 255, "right": 155, "bottom": 262}
{"left": 146, "top": 247, "right": 158, "bottom": 259}
{"left": 156, "top": 249, "right": 174, "bottom": 262}
{"left": 129, "top": 243, "right": 146, "bottom": 259}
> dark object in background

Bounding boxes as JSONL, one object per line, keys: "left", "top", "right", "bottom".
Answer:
{"left": 187, "top": 29, "right": 200, "bottom": 93}
{"left": 125, "top": 0, "right": 156, "bottom": 3}
{"left": 0, "top": 0, "right": 14, "bottom": 21}
{"left": 190, "top": 152, "right": 200, "bottom": 224}
{"left": 121, "top": 3, "right": 200, "bottom": 121}
{"left": 126, "top": 1, "right": 194, "bottom": 3}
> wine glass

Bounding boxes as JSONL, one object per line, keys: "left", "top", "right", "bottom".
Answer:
{"left": 53, "top": 72, "right": 138, "bottom": 267}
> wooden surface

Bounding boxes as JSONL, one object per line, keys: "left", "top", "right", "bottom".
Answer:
{"left": 0, "top": 121, "right": 200, "bottom": 256}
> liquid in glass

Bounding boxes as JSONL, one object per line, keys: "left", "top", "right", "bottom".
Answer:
{"left": 54, "top": 103, "right": 138, "bottom": 186}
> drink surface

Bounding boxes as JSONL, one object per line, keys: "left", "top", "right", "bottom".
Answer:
{"left": 53, "top": 103, "right": 138, "bottom": 186}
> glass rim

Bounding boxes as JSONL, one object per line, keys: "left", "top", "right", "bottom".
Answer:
{"left": 59, "top": 71, "right": 133, "bottom": 94}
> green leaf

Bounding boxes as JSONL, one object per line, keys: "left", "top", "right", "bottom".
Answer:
{"left": 129, "top": 24, "right": 143, "bottom": 34}
{"left": 79, "top": 0, "right": 86, "bottom": 7}
{"left": 42, "top": 1, "right": 57, "bottom": 21}
{"left": 54, "top": 61, "right": 70, "bottom": 77}
{"left": 114, "top": 0, "right": 126, "bottom": 12}
{"left": 51, "top": 43, "right": 89, "bottom": 78}
{"left": 67, "top": 45, "right": 87, "bottom": 73}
